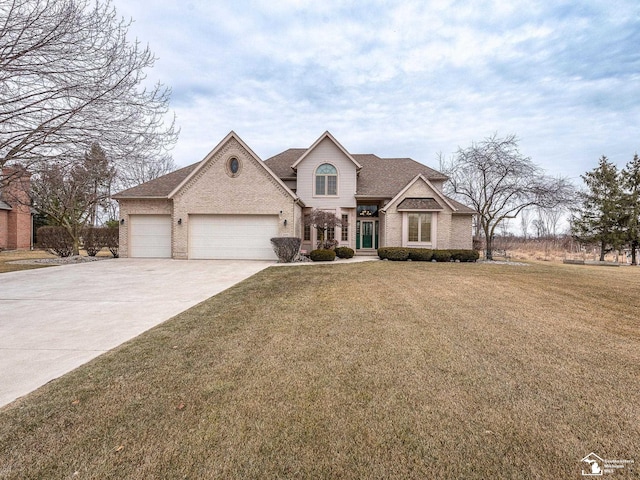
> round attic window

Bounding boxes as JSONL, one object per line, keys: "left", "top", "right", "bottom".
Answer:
{"left": 226, "top": 157, "right": 241, "bottom": 177}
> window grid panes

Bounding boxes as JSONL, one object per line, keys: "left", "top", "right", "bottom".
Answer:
{"left": 408, "top": 213, "right": 431, "bottom": 243}
{"left": 315, "top": 163, "right": 337, "bottom": 196}
{"left": 421, "top": 215, "right": 431, "bottom": 242}
{"left": 341, "top": 214, "right": 348, "bottom": 241}
{"left": 327, "top": 176, "right": 337, "bottom": 195}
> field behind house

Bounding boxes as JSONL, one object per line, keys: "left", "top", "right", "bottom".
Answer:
{"left": 0, "top": 261, "right": 638, "bottom": 479}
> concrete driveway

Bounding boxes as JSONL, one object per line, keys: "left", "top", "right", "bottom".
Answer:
{"left": 0, "top": 258, "right": 272, "bottom": 408}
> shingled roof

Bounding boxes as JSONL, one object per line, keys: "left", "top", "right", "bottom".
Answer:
{"left": 262, "top": 150, "right": 449, "bottom": 197}
{"left": 113, "top": 163, "right": 199, "bottom": 198}
{"left": 397, "top": 198, "right": 444, "bottom": 210}
{"left": 351, "top": 154, "right": 448, "bottom": 197}
{"left": 113, "top": 146, "right": 453, "bottom": 201}
{"left": 263, "top": 148, "right": 306, "bottom": 179}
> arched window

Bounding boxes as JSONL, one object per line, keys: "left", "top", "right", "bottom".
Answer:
{"left": 315, "top": 163, "right": 337, "bottom": 196}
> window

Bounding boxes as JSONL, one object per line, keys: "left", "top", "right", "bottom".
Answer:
{"left": 303, "top": 217, "right": 311, "bottom": 241}
{"left": 357, "top": 205, "right": 378, "bottom": 217}
{"left": 316, "top": 225, "right": 335, "bottom": 241}
{"left": 315, "top": 164, "right": 337, "bottom": 196}
{"left": 226, "top": 157, "right": 241, "bottom": 177}
{"left": 341, "top": 214, "right": 349, "bottom": 241}
{"left": 408, "top": 213, "right": 432, "bottom": 243}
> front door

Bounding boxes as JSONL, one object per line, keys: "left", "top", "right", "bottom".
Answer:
{"left": 362, "top": 221, "right": 373, "bottom": 248}
{"left": 357, "top": 220, "right": 378, "bottom": 250}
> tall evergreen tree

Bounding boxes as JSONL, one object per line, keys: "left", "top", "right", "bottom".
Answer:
{"left": 572, "top": 156, "right": 626, "bottom": 261}
{"left": 621, "top": 154, "right": 640, "bottom": 265}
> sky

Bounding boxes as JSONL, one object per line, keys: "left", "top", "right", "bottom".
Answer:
{"left": 114, "top": 0, "right": 640, "bottom": 184}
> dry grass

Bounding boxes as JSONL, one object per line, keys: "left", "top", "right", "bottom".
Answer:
{"left": 503, "top": 240, "right": 628, "bottom": 264}
{"left": 0, "top": 262, "right": 638, "bottom": 479}
{"left": 0, "top": 249, "right": 56, "bottom": 273}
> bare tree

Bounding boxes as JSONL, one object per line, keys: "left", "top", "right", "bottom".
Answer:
{"left": 304, "top": 209, "right": 345, "bottom": 249}
{"left": 31, "top": 144, "right": 116, "bottom": 255}
{"left": 98, "top": 153, "right": 177, "bottom": 222}
{"left": 443, "top": 134, "right": 574, "bottom": 260}
{"left": 519, "top": 208, "right": 532, "bottom": 240}
{"left": 0, "top": 0, "right": 178, "bottom": 189}
{"left": 536, "top": 206, "right": 564, "bottom": 238}
{"left": 116, "top": 154, "right": 176, "bottom": 189}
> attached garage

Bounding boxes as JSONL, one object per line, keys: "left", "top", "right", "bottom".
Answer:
{"left": 114, "top": 132, "right": 302, "bottom": 259}
{"left": 129, "top": 215, "right": 172, "bottom": 258}
{"left": 189, "top": 214, "right": 279, "bottom": 260}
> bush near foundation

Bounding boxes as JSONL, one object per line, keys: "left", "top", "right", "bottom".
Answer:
{"left": 450, "top": 249, "right": 480, "bottom": 262}
{"left": 378, "top": 247, "right": 478, "bottom": 262}
{"left": 377, "top": 247, "right": 410, "bottom": 261}
{"left": 432, "top": 250, "right": 452, "bottom": 262}
{"left": 270, "top": 237, "right": 302, "bottom": 263}
{"left": 335, "top": 247, "right": 355, "bottom": 259}
{"left": 408, "top": 248, "right": 433, "bottom": 262}
{"left": 310, "top": 249, "right": 336, "bottom": 262}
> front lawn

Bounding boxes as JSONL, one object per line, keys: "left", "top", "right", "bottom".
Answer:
{"left": 0, "top": 249, "right": 55, "bottom": 273}
{"left": 0, "top": 262, "right": 638, "bottom": 479}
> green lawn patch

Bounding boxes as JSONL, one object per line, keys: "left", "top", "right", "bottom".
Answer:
{"left": 1, "top": 262, "right": 638, "bottom": 478}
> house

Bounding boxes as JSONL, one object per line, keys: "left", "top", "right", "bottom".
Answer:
{"left": 0, "top": 167, "right": 32, "bottom": 250}
{"left": 113, "top": 131, "right": 475, "bottom": 260}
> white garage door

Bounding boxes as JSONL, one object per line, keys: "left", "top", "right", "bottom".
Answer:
{"left": 129, "top": 215, "right": 172, "bottom": 258}
{"left": 189, "top": 215, "right": 279, "bottom": 260}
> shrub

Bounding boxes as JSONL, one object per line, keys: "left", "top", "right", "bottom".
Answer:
{"left": 335, "top": 246, "right": 355, "bottom": 259}
{"left": 432, "top": 250, "right": 452, "bottom": 262}
{"left": 310, "top": 249, "right": 336, "bottom": 262}
{"left": 37, "top": 226, "right": 74, "bottom": 257}
{"left": 83, "top": 227, "right": 102, "bottom": 256}
{"left": 317, "top": 238, "right": 339, "bottom": 250}
{"left": 103, "top": 226, "right": 119, "bottom": 258}
{"left": 385, "top": 247, "right": 410, "bottom": 261}
{"left": 270, "top": 237, "right": 302, "bottom": 263}
{"left": 450, "top": 249, "right": 480, "bottom": 262}
{"left": 408, "top": 248, "right": 433, "bottom": 261}
{"left": 379, "top": 247, "right": 478, "bottom": 262}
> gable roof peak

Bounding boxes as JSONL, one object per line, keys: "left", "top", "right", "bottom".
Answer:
{"left": 165, "top": 130, "right": 298, "bottom": 201}
{"left": 382, "top": 174, "right": 458, "bottom": 213}
{"left": 290, "top": 131, "right": 363, "bottom": 171}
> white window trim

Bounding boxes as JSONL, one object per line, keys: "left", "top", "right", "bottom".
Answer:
{"left": 313, "top": 163, "right": 339, "bottom": 197}
{"left": 402, "top": 212, "right": 437, "bottom": 248}
{"left": 340, "top": 213, "right": 349, "bottom": 243}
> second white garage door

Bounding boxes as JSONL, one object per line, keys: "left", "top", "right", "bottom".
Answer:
{"left": 189, "top": 215, "right": 279, "bottom": 260}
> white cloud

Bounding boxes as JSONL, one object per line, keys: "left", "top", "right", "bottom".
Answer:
{"left": 113, "top": 0, "right": 640, "bottom": 183}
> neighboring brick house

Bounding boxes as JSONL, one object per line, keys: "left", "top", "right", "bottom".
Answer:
{"left": 113, "top": 131, "right": 475, "bottom": 260}
{"left": 0, "top": 167, "right": 32, "bottom": 251}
